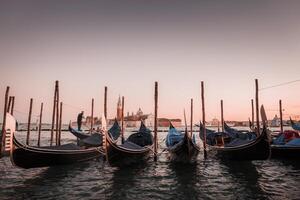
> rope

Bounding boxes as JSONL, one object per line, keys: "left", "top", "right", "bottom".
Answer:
{"left": 260, "top": 79, "right": 300, "bottom": 91}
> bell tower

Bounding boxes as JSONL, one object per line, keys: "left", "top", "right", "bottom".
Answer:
{"left": 117, "top": 95, "right": 122, "bottom": 120}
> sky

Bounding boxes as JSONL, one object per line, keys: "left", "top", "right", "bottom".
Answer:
{"left": 1, "top": 0, "right": 300, "bottom": 124}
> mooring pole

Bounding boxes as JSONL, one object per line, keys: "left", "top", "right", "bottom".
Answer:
{"left": 55, "top": 81, "right": 60, "bottom": 146}
{"left": 26, "top": 98, "right": 33, "bottom": 145}
{"left": 58, "top": 102, "right": 63, "bottom": 146}
{"left": 103, "top": 86, "right": 108, "bottom": 161}
{"left": 0, "top": 86, "right": 9, "bottom": 156}
{"left": 279, "top": 100, "right": 283, "bottom": 133}
{"left": 7, "top": 96, "right": 12, "bottom": 113}
{"left": 10, "top": 96, "right": 15, "bottom": 115}
{"left": 121, "top": 96, "right": 125, "bottom": 144}
{"left": 201, "top": 81, "right": 207, "bottom": 158}
{"left": 154, "top": 82, "right": 158, "bottom": 161}
{"left": 37, "top": 102, "right": 43, "bottom": 147}
{"left": 104, "top": 86, "right": 107, "bottom": 119}
{"left": 188, "top": 98, "right": 193, "bottom": 157}
{"left": 50, "top": 81, "right": 58, "bottom": 146}
{"left": 255, "top": 79, "right": 260, "bottom": 136}
{"left": 251, "top": 99, "right": 254, "bottom": 130}
{"left": 91, "top": 98, "right": 94, "bottom": 133}
{"left": 190, "top": 98, "right": 193, "bottom": 139}
{"left": 221, "top": 99, "right": 224, "bottom": 132}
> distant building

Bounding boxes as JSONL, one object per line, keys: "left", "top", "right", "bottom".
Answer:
{"left": 271, "top": 115, "right": 280, "bottom": 127}
{"left": 158, "top": 118, "right": 181, "bottom": 127}
{"left": 123, "top": 108, "right": 149, "bottom": 127}
{"left": 108, "top": 97, "right": 181, "bottom": 128}
{"left": 116, "top": 96, "right": 122, "bottom": 121}
{"left": 210, "top": 118, "right": 219, "bottom": 127}
{"left": 84, "top": 116, "right": 100, "bottom": 126}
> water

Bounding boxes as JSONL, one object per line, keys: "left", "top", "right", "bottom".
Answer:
{"left": 0, "top": 130, "right": 300, "bottom": 200}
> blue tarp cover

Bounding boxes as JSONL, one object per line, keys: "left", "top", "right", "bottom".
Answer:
{"left": 285, "top": 138, "right": 300, "bottom": 146}
{"left": 166, "top": 127, "right": 184, "bottom": 147}
{"left": 273, "top": 133, "right": 285, "bottom": 145}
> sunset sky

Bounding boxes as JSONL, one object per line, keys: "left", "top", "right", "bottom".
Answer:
{"left": 1, "top": 1, "right": 300, "bottom": 123}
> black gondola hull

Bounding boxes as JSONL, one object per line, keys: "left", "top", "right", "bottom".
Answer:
{"left": 215, "top": 128, "right": 270, "bottom": 160}
{"left": 167, "top": 138, "right": 199, "bottom": 163}
{"left": 106, "top": 137, "right": 152, "bottom": 167}
{"left": 271, "top": 145, "right": 300, "bottom": 159}
{"left": 11, "top": 137, "right": 103, "bottom": 169}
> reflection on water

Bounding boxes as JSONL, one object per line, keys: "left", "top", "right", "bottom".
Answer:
{"left": 221, "top": 160, "right": 267, "bottom": 199}
{"left": 0, "top": 132, "right": 300, "bottom": 200}
{"left": 170, "top": 162, "right": 199, "bottom": 199}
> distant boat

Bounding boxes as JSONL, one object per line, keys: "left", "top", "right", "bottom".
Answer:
{"left": 165, "top": 122, "right": 200, "bottom": 162}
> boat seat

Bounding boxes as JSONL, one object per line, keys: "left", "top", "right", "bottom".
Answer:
{"left": 121, "top": 141, "right": 144, "bottom": 150}
{"left": 37, "top": 143, "right": 81, "bottom": 150}
{"left": 79, "top": 133, "right": 103, "bottom": 147}
{"left": 225, "top": 138, "right": 252, "bottom": 147}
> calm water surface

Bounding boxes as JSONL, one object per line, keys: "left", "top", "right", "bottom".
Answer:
{"left": 0, "top": 129, "right": 299, "bottom": 200}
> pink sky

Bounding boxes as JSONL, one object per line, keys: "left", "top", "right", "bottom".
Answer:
{"left": 1, "top": 1, "right": 300, "bottom": 123}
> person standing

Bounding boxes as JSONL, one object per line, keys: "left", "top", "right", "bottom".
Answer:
{"left": 77, "top": 111, "right": 84, "bottom": 131}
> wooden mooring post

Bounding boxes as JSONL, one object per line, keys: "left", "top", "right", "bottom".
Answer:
{"left": 26, "top": 98, "right": 33, "bottom": 145}
{"left": 55, "top": 81, "right": 60, "bottom": 146}
{"left": 37, "top": 102, "right": 43, "bottom": 147}
{"left": 50, "top": 81, "right": 58, "bottom": 146}
{"left": 251, "top": 99, "right": 254, "bottom": 129}
{"left": 255, "top": 79, "right": 260, "bottom": 136}
{"left": 154, "top": 82, "right": 158, "bottom": 161}
{"left": 103, "top": 86, "right": 108, "bottom": 161}
{"left": 104, "top": 86, "right": 107, "bottom": 119}
{"left": 7, "top": 96, "right": 12, "bottom": 113}
{"left": 190, "top": 98, "right": 193, "bottom": 139}
{"left": 121, "top": 96, "right": 125, "bottom": 144}
{"left": 279, "top": 100, "right": 283, "bottom": 133}
{"left": 58, "top": 102, "right": 63, "bottom": 146}
{"left": 221, "top": 99, "right": 224, "bottom": 132}
{"left": 91, "top": 98, "right": 94, "bottom": 133}
{"left": 201, "top": 81, "right": 207, "bottom": 158}
{"left": 188, "top": 98, "right": 193, "bottom": 157}
{"left": 10, "top": 96, "right": 15, "bottom": 115}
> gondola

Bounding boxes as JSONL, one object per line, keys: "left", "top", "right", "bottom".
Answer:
{"left": 165, "top": 122, "right": 200, "bottom": 162}
{"left": 7, "top": 114, "right": 104, "bottom": 169}
{"left": 105, "top": 120, "right": 153, "bottom": 167}
{"left": 69, "top": 123, "right": 103, "bottom": 147}
{"left": 271, "top": 139, "right": 300, "bottom": 159}
{"left": 68, "top": 123, "right": 91, "bottom": 139}
{"left": 270, "top": 119, "right": 300, "bottom": 159}
{"left": 214, "top": 106, "right": 271, "bottom": 160}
